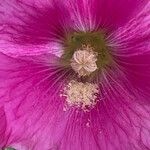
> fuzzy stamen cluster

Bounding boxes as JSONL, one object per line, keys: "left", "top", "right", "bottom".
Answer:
{"left": 62, "top": 80, "right": 98, "bottom": 109}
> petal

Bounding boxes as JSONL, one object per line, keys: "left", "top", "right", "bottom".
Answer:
{"left": 66, "top": 0, "right": 148, "bottom": 32}
{"left": 0, "top": 107, "right": 7, "bottom": 149}
{"left": 108, "top": 2, "right": 150, "bottom": 94}
{"left": 83, "top": 3, "right": 150, "bottom": 149}
{"left": 0, "top": 40, "right": 63, "bottom": 57}
{"left": 55, "top": 66, "right": 150, "bottom": 150}
{"left": 98, "top": 68, "right": 150, "bottom": 149}
{"left": 1, "top": 51, "right": 150, "bottom": 150}
{"left": 0, "top": 0, "right": 72, "bottom": 56}
{"left": 108, "top": 2, "right": 150, "bottom": 55}
{"left": 0, "top": 52, "right": 76, "bottom": 149}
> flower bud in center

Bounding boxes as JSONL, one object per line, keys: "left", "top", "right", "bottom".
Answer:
{"left": 71, "top": 45, "right": 98, "bottom": 77}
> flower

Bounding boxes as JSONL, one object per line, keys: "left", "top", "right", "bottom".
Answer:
{"left": 0, "top": 0, "right": 150, "bottom": 150}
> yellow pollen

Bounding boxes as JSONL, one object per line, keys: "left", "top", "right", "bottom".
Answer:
{"left": 62, "top": 80, "right": 99, "bottom": 109}
{"left": 71, "top": 45, "right": 98, "bottom": 77}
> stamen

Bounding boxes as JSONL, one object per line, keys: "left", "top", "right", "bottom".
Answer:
{"left": 71, "top": 45, "right": 98, "bottom": 77}
{"left": 62, "top": 80, "right": 99, "bottom": 109}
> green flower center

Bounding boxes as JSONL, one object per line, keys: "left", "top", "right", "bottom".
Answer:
{"left": 61, "top": 31, "right": 112, "bottom": 71}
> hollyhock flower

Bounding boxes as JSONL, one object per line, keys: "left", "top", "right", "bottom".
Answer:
{"left": 0, "top": 0, "right": 150, "bottom": 149}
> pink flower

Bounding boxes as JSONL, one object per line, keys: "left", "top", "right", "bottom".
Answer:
{"left": 0, "top": 0, "right": 150, "bottom": 149}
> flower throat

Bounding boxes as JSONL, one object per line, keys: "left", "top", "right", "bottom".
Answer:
{"left": 61, "top": 31, "right": 111, "bottom": 78}
{"left": 61, "top": 31, "right": 112, "bottom": 109}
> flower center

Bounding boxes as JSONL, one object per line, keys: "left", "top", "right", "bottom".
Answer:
{"left": 60, "top": 32, "right": 112, "bottom": 109}
{"left": 71, "top": 45, "right": 98, "bottom": 77}
{"left": 61, "top": 31, "right": 112, "bottom": 76}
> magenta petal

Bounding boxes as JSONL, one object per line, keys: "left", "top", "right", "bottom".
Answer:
{"left": 108, "top": 2, "right": 150, "bottom": 55}
{"left": 108, "top": 2, "right": 150, "bottom": 94}
{"left": 0, "top": 0, "right": 72, "bottom": 55}
{"left": 0, "top": 107, "right": 7, "bottom": 149}
{"left": 67, "top": 0, "right": 148, "bottom": 31}
{"left": 98, "top": 67, "right": 150, "bottom": 149}
{"left": 0, "top": 40, "right": 63, "bottom": 57}
{"left": 0, "top": 1, "right": 150, "bottom": 150}
{"left": 0, "top": 52, "right": 150, "bottom": 149}
{"left": 58, "top": 66, "right": 150, "bottom": 149}
{"left": 0, "top": 52, "right": 75, "bottom": 149}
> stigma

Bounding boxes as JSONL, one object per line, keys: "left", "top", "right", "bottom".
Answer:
{"left": 71, "top": 45, "right": 98, "bottom": 77}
